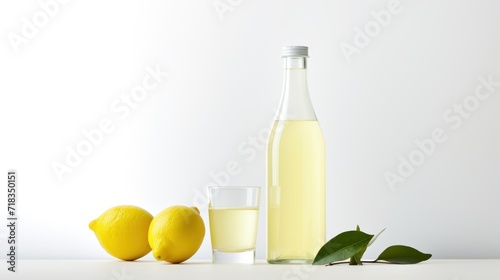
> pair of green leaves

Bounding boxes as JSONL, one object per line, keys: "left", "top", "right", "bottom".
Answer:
{"left": 312, "top": 226, "right": 432, "bottom": 266}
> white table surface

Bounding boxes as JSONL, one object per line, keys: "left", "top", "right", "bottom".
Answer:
{"left": 1, "top": 259, "right": 499, "bottom": 280}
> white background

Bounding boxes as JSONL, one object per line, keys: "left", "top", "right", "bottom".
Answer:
{"left": 1, "top": 0, "right": 499, "bottom": 261}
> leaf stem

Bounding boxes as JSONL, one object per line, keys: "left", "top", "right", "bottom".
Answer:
{"left": 326, "top": 261, "right": 350, "bottom": 266}
{"left": 326, "top": 260, "right": 379, "bottom": 266}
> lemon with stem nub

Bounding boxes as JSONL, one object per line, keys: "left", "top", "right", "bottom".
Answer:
{"left": 89, "top": 205, "right": 153, "bottom": 261}
{"left": 148, "top": 205, "right": 205, "bottom": 264}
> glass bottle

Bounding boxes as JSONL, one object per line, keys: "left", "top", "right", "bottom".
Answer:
{"left": 267, "top": 46, "right": 326, "bottom": 264}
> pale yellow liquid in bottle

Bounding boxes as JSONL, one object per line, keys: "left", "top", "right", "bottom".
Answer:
{"left": 209, "top": 207, "right": 259, "bottom": 252}
{"left": 267, "top": 120, "right": 325, "bottom": 263}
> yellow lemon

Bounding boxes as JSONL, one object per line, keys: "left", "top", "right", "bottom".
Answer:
{"left": 89, "top": 205, "right": 153, "bottom": 261}
{"left": 148, "top": 205, "right": 205, "bottom": 264}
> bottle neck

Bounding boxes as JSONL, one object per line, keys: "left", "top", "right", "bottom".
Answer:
{"left": 276, "top": 57, "right": 317, "bottom": 121}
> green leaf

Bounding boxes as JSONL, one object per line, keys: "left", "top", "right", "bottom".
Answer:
{"left": 349, "top": 225, "right": 363, "bottom": 265}
{"left": 313, "top": 230, "right": 374, "bottom": 265}
{"left": 349, "top": 253, "right": 363, "bottom": 265}
{"left": 367, "top": 228, "right": 385, "bottom": 247}
{"left": 349, "top": 227, "right": 386, "bottom": 265}
{"left": 376, "top": 245, "right": 432, "bottom": 264}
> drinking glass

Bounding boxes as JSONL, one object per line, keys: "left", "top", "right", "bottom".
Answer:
{"left": 208, "top": 186, "right": 260, "bottom": 264}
